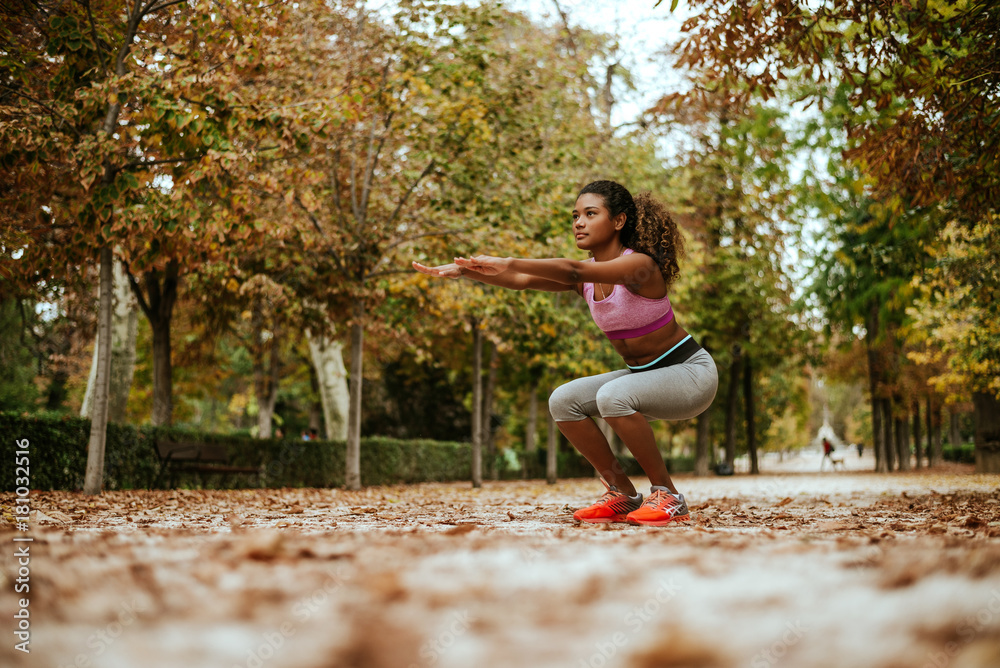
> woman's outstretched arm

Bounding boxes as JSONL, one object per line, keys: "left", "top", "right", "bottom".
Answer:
{"left": 411, "top": 261, "right": 575, "bottom": 292}
{"left": 456, "top": 252, "right": 660, "bottom": 288}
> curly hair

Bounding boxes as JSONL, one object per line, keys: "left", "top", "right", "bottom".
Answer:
{"left": 577, "top": 180, "right": 684, "bottom": 287}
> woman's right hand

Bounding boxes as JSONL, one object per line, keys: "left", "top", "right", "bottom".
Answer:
{"left": 412, "top": 261, "right": 463, "bottom": 279}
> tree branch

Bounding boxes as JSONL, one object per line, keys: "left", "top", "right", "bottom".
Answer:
{"left": 293, "top": 194, "right": 345, "bottom": 273}
{"left": 124, "top": 263, "right": 153, "bottom": 321}
{"left": 383, "top": 228, "right": 464, "bottom": 253}
{"left": 119, "top": 154, "right": 205, "bottom": 172}
{"left": 141, "top": 0, "right": 187, "bottom": 18}
{"left": 359, "top": 62, "right": 394, "bottom": 221}
{"left": 81, "top": 0, "right": 109, "bottom": 76}
{"left": 100, "top": 0, "right": 144, "bottom": 138}
{"left": 327, "top": 144, "right": 348, "bottom": 231}
{"left": 385, "top": 158, "right": 437, "bottom": 231}
{"left": 0, "top": 85, "right": 82, "bottom": 138}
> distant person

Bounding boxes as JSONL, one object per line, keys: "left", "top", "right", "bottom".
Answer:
{"left": 301, "top": 430, "right": 311, "bottom": 441}
{"left": 821, "top": 437, "right": 834, "bottom": 471}
{"left": 309, "top": 427, "right": 319, "bottom": 441}
{"left": 857, "top": 442, "right": 864, "bottom": 458}
{"left": 415, "top": 180, "right": 718, "bottom": 526}
{"left": 274, "top": 427, "right": 284, "bottom": 440}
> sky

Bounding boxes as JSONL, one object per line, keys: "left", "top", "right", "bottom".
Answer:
{"left": 506, "top": 0, "right": 691, "bottom": 128}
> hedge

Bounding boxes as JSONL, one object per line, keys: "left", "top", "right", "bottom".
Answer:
{"left": 942, "top": 443, "right": 975, "bottom": 465}
{"left": 5, "top": 413, "right": 681, "bottom": 491}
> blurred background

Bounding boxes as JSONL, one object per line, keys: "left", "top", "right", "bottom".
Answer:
{"left": 2, "top": 0, "right": 995, "bottom": 479}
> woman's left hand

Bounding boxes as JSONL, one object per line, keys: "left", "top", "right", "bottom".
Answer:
{"left": 454, "top": 255, "right": 511, "bottom": 276}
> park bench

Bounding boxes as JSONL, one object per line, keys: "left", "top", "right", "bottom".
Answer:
{"left": 153, "top": 439, "right": 263, "bottom": 488}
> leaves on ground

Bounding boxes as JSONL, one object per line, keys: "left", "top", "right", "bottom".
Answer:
{"left": 2, "top": 473, "right": 1000, "bottom": 668}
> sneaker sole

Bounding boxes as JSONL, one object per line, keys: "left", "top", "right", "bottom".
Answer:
{"left": 575, "top": 514, "right": 631, "bottom": 524}
{"left": 627, "top": 513, "right": 691, "bottom": 526}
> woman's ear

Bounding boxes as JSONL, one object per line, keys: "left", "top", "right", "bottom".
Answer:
{"left": 613, "top": 212, "right": 627, "bottom": 231}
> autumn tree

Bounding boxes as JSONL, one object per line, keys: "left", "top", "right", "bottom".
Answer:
{"left": 1, "top": 0, "right": 287, "bottom": 492}
{"left": 661, "top": 0, "right": 1000, "bottom": 469}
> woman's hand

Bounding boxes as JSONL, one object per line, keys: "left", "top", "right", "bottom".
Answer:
{"left": 412, "top": 261, "right": 463, "bottom": 279}
{"left": 454, "top": 255, "right": 511, "bottom": 276}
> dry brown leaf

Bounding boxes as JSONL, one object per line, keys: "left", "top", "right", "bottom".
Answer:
{"left": 444, "top": 524, "right": 477, "bottom": 535}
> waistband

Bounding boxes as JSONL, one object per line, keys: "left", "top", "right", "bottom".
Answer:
{"left": 626, "top": 335, "right": 702, "bottom": 372}
{"left": 604, "top": 310, "right": 675, "bottom": 340}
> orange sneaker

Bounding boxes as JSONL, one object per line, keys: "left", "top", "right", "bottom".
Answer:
{"left": 626, "top": 489, "right": 690, "bottom": 526}
{"left": 573, "top": 480, "right": 643, "bottom": 524}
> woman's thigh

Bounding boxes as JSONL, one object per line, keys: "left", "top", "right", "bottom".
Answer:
{"left": 549, "top": 369, "right": 632, "bottom": 421}
{"left": 596, "top": 350, "right": 719, "bottom": 421}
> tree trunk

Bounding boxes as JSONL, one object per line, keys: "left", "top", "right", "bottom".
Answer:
{"left": 546, "top": 407, "right": 558, "bottom": 485}
{"left": 694, "top": 406, "right": 711, "bottom": 476}
{"left": 306, "top": 329, "right": 350, "bottom": 440}
{"left": 108, "top": 260, "right": 138, "bottom": 423}
{"left": 882, "top": 398, "right": 896, "bottom": 471}
{"left": 130, "top": 260, "right": 179, "bottom": 427}
{"left": 84, "top": 246, "right": 114, "bottom": 495}
{"left": 81, "top": 259, "right": 138, "bottom": 423}
{"left": 744, "top": 354, "right": 758, "bottom": 474}
{"left": 949, "top": 409, "right": 962, "bottom": 447}
{"left": 252, "top": 303, "right": 280, "bottom": 439}
{"left": 930, "top": 396, "right": 943, "bottom": 467}
{"left": 866, "top": 317, "right": 887, "bottom": 472}
{"left": 723, "top": 348, "right": 741, "bottom": 467}
{"left": 895, "top": 412, "right": 911, "bottom": 472}
{"left": 482, "top": 341, "right": 499, "bottom": 480}
{"left": 255, "top": 345, "right": 279, "bottom": 439}
{"left": 925, "top": 395, "right": 933, "bottom": 467}
{"left": 912, "top": 400, "right": 922, "bottom": 469}
{"left": 150, "top": 317, "right": 172, "bottom": 426}
{"left": 523, "top": 375, "right": 539, "bottom": 479}
{"left": 84, "top": 0, "right": 144, "bottom": 493}
{"left": 973, "top": 392, "right": 1000, "bottom": 473}
{"left": 345, "top": 299, "right": 365, "bottom": 490}
{"left": 470, "top": 318, "right": 483, "bottom": 488}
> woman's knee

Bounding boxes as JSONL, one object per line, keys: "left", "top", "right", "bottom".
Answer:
{"left": 595, "top": 384, "right": 635, "bottom": 419}
{"left": 549, "top": 382, "right": 588, "bottom": 421}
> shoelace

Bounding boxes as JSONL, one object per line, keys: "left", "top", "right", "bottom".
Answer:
{"left": 643, "top": 490, "right": 677, "bottom": 510}
{"left": 597, "top": 489, "right": 626, "bottom": 506}
{"left": 596, "top": 479, "right": 627, "bottom": 506}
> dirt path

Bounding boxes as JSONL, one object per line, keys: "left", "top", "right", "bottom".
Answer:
{"left": 3, "top": 471, "right": 1000, "bottom": 668}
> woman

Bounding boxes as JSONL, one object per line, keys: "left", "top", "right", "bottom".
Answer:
{"left": 413, "top": 180, "right": 718, "bottom": 526}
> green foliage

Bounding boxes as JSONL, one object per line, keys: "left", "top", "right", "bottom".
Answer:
{"left": 2, "top": 413, "right": 155, "bottom": 491}
{"left": 941, "top": 443, "right": 975, "bottom": 465}
{"left": 0, "top": 300, "right": 39, "bottom": 412}
{"left": 668, "top": 0, "right": 1000, "bottom": 416}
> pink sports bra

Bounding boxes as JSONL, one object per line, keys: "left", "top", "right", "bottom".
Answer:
{"left": 582, "top": 248, "right": 674, "bottom": 340}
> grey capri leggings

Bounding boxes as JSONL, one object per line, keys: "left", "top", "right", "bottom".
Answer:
{"left": 549, "top": 349, "right": 719, "bottom": 422}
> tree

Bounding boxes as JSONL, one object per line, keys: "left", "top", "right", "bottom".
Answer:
{"left": 1, "top": 0, "right": 288, "bottom": 491}
{"left": 647, "top": 77, "right": 809, "bottom": 474}
{"left": 907, "top": 220, "right": 1000, "bottom": 472}
{"left": 663, "top": 0, "right": 1000, "bottom": 470}
{"left": 278, "top": 1, "right": 646, "bottom": 488}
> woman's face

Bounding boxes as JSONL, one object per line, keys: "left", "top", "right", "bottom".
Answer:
{"left": 572, "top": 193, "right": 622, "bottom": 250}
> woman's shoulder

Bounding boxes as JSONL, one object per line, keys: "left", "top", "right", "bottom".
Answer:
{"left": 622, "top": 247, "right": 659, "bottom": 267}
